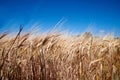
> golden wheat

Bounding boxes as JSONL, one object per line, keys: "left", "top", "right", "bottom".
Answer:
{"left": 0, "top": 27, "right": 120, "bottom": 80}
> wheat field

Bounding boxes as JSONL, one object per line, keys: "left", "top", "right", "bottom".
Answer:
{"left": 0, "top": 27, "right": 120, "bottom": 80}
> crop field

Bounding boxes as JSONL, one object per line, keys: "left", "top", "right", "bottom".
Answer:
{"left": 0, "top": 27, "right": 120, "bottom": 80}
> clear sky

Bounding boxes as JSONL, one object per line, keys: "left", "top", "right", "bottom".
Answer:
{"left": 0, "top": 0, "right": 120, "bottom": 36}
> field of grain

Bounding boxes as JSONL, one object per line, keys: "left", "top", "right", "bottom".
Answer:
{"left": 0, "top": 27, "right": 120, "bottom": 80}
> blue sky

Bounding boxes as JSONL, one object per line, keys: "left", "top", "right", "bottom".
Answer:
{"left": 0, "top": 0, "right": 120, "bottom": 36}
